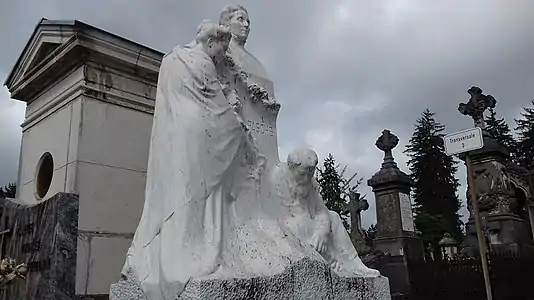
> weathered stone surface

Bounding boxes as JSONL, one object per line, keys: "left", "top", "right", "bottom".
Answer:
{"left": 0, "top": 193, "right": 79, "bottom": 300}
{"left": 110, "top": 258, "right": 390, "bottom": 300}
{"left": 367, "top": 130, "right": 423, "bottom": 298}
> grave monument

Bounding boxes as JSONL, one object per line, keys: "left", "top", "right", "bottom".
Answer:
{"left": 458, "top": 86, "right": 534, "bottom": 255}
{"left": 110, "top": 4, "right": 390, "bottom": 300}
{"left": 367, "top": 130, "right": 424, "bottom": 298}
{"left": 348, "top": 191, "right": 371, "bottom": 254}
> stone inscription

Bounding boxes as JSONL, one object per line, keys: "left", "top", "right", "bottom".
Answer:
{"left": 247, "top": 119, "right": 274, "bottom": 136}
{"left": 21, "top": 240, "right": 41, "bottom": 253}
{"left": 399, "top": 193, "right": 415, "bottom": 232}
{"left": 16, "top": 221, "right": 50, "bottom": 271}
{"left": 0, "top": 193, "right": 79, "bottom": 299}
{"left": 17, "top": 222, "right": 35, "bottom": 236}
{"left": 27, "top": 259, "right": 51, "bottom": 271}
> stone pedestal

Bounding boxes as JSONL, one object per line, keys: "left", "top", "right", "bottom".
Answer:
{"left": 367, "top": 130, "right": 424, "bottom": 298}
{"left": 110, "top": 258, "right": 391, "bottom": 300}
{"left": 464, "top": 213, "right": 534, "bottom": 256}
{"left": 461, "top": 132, "right": 534, "bottom": 255}
{"left": 458, "top": 87, "right": 534, "bottom": 256}
{"left": 0, "top": 193, "right": 78, "bottom": 300}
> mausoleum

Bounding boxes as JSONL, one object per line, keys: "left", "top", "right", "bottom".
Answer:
{"left": 2, "top": 18, "right": 162, "bottom": 299}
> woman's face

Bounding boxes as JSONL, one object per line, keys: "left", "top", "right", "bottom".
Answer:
{"left": 228, "top": 10, "right": 250, "bottom": 42}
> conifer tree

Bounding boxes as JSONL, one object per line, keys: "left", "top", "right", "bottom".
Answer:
{"left": 404, "top": 109, "right": 463, "bottom": 258}
{"left": 515, "top": 101, "right": 534, "bottom": 171}
{"left": 0, "top": 182, "right": 16, "bottom": 198}
{"left": 316, "top": 153, "right": 362, "bottom": 230}
{"left": 365, "top": 224, "right": 378, "bottom": 247}
{"left": 485, "top": 107, "right": 517, "bottom": 158}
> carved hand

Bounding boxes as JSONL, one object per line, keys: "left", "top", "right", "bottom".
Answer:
{"left": 247, "top": 154, "right": 266, "bottom": 181}
{"left": 330, "top": 261, "right": 342, "bottom": 273}
{"left": 310, "top": 231, "right": 329, "bottom": 253}
{"left": 231, "top": 98, "right": 243, "bottom": 113}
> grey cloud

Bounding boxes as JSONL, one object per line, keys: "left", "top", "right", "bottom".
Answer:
{"left": 1, "top": 0, "right": 533, "bottom": 227}
{"left": 0, "top": 88, "right": 24, "bottom": 187}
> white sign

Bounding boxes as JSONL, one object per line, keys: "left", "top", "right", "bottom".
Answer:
{"left": 399, "top": 193, "right": 415, "bottom": 232}
{"left": 443, "top": 127, "right": 484, "bottom": 156}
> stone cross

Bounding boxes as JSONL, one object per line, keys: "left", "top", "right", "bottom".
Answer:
{"left": 458, "top": 86, "right": 497, "bottom": 129}
{"left": 348, "top": 191, "right": 370, "bottom": 253}
{"left": 375, "top": 129, "right": 399, "bottom": 168}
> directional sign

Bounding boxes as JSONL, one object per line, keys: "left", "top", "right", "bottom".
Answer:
{"left": 443, "top": 127, "right": 484, "bottom": 156}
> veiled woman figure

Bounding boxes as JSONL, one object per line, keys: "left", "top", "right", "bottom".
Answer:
{"left": 219, "top": 4, "right": 280, "bottom": 169}
{"left": 122, "top": 23, "right": 258, "bottom": 299}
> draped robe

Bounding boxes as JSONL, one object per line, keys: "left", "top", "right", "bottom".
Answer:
{"left": 123, "top": 43, "right": 250, "bottom": 299}
{"left": 270, "top": 162, "right": 381, "bottom": 278}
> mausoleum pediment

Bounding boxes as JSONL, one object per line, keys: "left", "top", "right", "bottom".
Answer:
{"left": 4, "top": 19, "right": 78, "bottom": 95}
{"left": 4, "top": 18, "right": 163, "bottom": 102}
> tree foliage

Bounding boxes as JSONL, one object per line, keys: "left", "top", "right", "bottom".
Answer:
{"left": 515, "top": 101, "right": 534, "bottom": 171}
{"left": 404, "top": 109, "right": 463, "bottom": 258}
{"left": 485, "top": 107, "right": 517, "bottom": 159}
{"left": 0, "top": 182, "right": 16, "bottom": 198}
{"left": 365, "top": 224, "right": 378, "bottom": 247}
{"left": 316, "top": 153, "right": 362, "bottom": 230}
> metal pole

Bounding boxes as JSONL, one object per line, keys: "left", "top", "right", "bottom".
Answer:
{"left": 466, "top": 153, "right": 493, "bottom": 300}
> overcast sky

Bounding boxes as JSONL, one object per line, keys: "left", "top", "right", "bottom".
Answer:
{"left": 1, "top": 0, "right": 533, "bottom": 228}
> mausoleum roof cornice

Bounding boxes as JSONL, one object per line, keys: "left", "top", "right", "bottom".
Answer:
{"left": 4, "top": 18, "right": 164, "bottom": 102}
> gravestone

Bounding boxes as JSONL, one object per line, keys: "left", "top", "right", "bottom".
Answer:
{"left": 368, "top": 130, "right": 424, "bottom": 298}
{"left": 0, "top": 193, "right": 78, "bottom": 300}
{"left": 348, "top": 191, "right": 370, "bottom": 254}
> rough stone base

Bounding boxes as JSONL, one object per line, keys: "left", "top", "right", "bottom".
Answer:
{"left": 0, "top": 193, "right": 79, "bottom": 300}
{"left": 110, "top": 258, "right": 390, "bottom": 300}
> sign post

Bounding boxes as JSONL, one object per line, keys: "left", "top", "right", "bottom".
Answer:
{"left": 444, "top": 127, "right": 493, "bottom": 300}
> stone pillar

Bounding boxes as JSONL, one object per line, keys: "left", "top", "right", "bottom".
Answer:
{"left": 368, "top": 129, "right": 424, "bottom": 297}
{"left": 458, "top": 87, "right": 534, "bottom": 256}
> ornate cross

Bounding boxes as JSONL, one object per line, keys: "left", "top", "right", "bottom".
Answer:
{"left": 458, "top": 86, "right": 497, "bottom": 129}
{"left": 375, "top": 129, "right": 399, "bottom": 168}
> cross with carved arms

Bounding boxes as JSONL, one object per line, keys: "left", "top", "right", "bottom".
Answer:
{"left": 458, "top": 86, "right": 497, "bottom": 129}
{"left": 375, "top": 129, "right": 399, "bottom": 168}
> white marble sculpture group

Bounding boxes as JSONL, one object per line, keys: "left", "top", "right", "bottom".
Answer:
{"left": 121, "top": 4, "right": 379, "bottom": 299}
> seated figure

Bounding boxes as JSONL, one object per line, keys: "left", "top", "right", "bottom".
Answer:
{"left": 270, "top": 148, "right": 380, "bottom": 277}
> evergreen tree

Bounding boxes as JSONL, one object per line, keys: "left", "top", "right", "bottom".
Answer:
{"left": 515, "top": 101, "right": 534, "bottom": 171}
{"left": 0, "top": 182, "right": 16, "bottom": 198}
{"left": 404, "top": 109, "right": 463, "bottom": 258}
{"left": 365, "top": 224, "right": 378, "bottom": 247}
{"left": 485, "top": 107, "right": 517, "bottom": 158}
{"left": 316, "top": 153, "right": 362, "bottom": 230}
